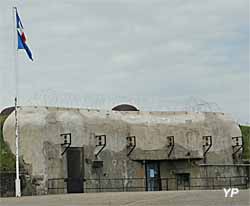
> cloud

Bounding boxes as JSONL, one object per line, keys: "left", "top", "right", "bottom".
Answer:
{"left": 0, "top": 0, "right": 249, "bottom": 123}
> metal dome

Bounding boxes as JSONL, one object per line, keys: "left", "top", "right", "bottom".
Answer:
{"left": 112, "top": 104, "right": 139, "bottom": 111}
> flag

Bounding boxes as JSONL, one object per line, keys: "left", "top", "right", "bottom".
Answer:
{"left": 16, "top": 9, "right": 33, "bottom": 61}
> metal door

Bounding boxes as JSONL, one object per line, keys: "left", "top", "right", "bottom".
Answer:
{"left": 67, "top": 147, "right": 84, "bottom": 193}
{"left": 176, "top": 173, "right": 190, "bottom": 190}
{"left": 145, "top": 161, "right": 161, "bottom": 191}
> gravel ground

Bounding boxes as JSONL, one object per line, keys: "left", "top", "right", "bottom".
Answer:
{"left": 0, "top": 189, "right": 249, "bottom": 206}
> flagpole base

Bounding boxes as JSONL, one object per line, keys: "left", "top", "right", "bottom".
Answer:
{"left": 15, "top": 178, "right": 21, "bottom": 197}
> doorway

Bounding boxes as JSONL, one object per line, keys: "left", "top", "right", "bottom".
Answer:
{"left": 145, "top": 161, "right": 161, "bottom": 191}
{"left": 176, "top": 173, "right": 190, "bottom": 190}
{"left": 66, "top": 147, "right": 84, "bottom": 193}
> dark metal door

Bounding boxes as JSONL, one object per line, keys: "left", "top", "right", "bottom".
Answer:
{"left": 176, "top": 173, "right": 190, "bottom": 190}
{"left": 67, "top": 147, "right": 84, "bottom": 193}
{"left": 145, "top": 161, "right": 161, "bottom": 191}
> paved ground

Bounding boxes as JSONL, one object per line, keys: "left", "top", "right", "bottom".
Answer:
{"left": 0, "top": 189, "right": 249, "bottom": 206}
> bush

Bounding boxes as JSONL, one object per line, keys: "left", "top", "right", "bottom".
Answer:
{"left": 240, "top": 125, "right": 250, "bottom": 160}
{"left": 0, "top": 115, "right": 16, "bottom": 171}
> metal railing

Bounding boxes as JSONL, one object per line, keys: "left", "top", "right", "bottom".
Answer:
{"left": 47, "top": 176, "right": 249, "bottom": 194}
{"left": 0, "top": 171, "right": 27, "bottom": 197}
{"left": 1, "top": 172, "right": 248, "bottom": 196}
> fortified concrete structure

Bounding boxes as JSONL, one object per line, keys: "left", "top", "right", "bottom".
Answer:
{"left": 2, "top": 106, "right": 248, "bottom": 194}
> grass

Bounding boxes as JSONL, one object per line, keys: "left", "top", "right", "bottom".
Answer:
{"left": 240, "top": 125, "right": 250, "bottom": 160}
{"left": 0, "top": 115, "right": 16, "bottom": 171}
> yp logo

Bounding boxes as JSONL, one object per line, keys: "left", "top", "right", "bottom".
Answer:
{"left": 223, "top": 188, "right": 239, "bottom": 198}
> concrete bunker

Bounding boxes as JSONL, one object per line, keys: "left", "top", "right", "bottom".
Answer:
{"left": 2, "top": 106, "right": 249, "bottom": 194}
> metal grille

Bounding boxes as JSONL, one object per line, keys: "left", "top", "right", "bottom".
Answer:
{"left": 0, "top": 171, "right": 27, "bottom": 197}
{"left": 47, "top": 176, "right": 249, "bottom": 194}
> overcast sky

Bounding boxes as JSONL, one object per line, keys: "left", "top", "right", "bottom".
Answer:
{"left": 0, "top": 0, "right": 249, "bottom": 124}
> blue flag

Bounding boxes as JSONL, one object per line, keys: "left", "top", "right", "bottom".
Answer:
{"left": 16, "top": 9, "right": 33, "bottom": 61}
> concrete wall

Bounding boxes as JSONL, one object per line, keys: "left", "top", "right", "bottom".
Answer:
{"left": 2, "top": 106, "right": 244, "bottom": 194}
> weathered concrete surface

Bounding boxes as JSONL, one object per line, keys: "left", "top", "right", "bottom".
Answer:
{"left": 0, "top": 190, "right": 249, "bottom": 206}
{"left": 2, "top": 106, "right": 243, "bottom": 194}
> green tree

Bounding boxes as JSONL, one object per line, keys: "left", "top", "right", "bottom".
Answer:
{"left": 240, "top": 125, "right": 250, "bottom": 160}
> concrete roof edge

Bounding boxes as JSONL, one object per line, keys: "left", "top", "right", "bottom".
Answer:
{"left": 15, "top": 105, "right": 228, "bottom": 116}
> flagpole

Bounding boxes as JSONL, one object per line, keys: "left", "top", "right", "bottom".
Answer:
{"left": 13, "top": 6, "right": 21, "bottom": 198}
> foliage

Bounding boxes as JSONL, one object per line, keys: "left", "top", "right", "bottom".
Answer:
{"left": 0, "top": 115, "right": 16, "bottom": 171}
{"left": 240, "top": 125, "right": 250, "bottom": 160}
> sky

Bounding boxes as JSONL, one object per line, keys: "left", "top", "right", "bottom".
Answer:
{"left": 0, "top": 0, "right": 249, "bottom": 124}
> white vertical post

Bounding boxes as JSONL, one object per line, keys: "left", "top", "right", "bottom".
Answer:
{"left": 13, "top": 6, "right": 21, "bottom": 198}
{"left": 15, "top": 97, "right": 21, "bottom": 197}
